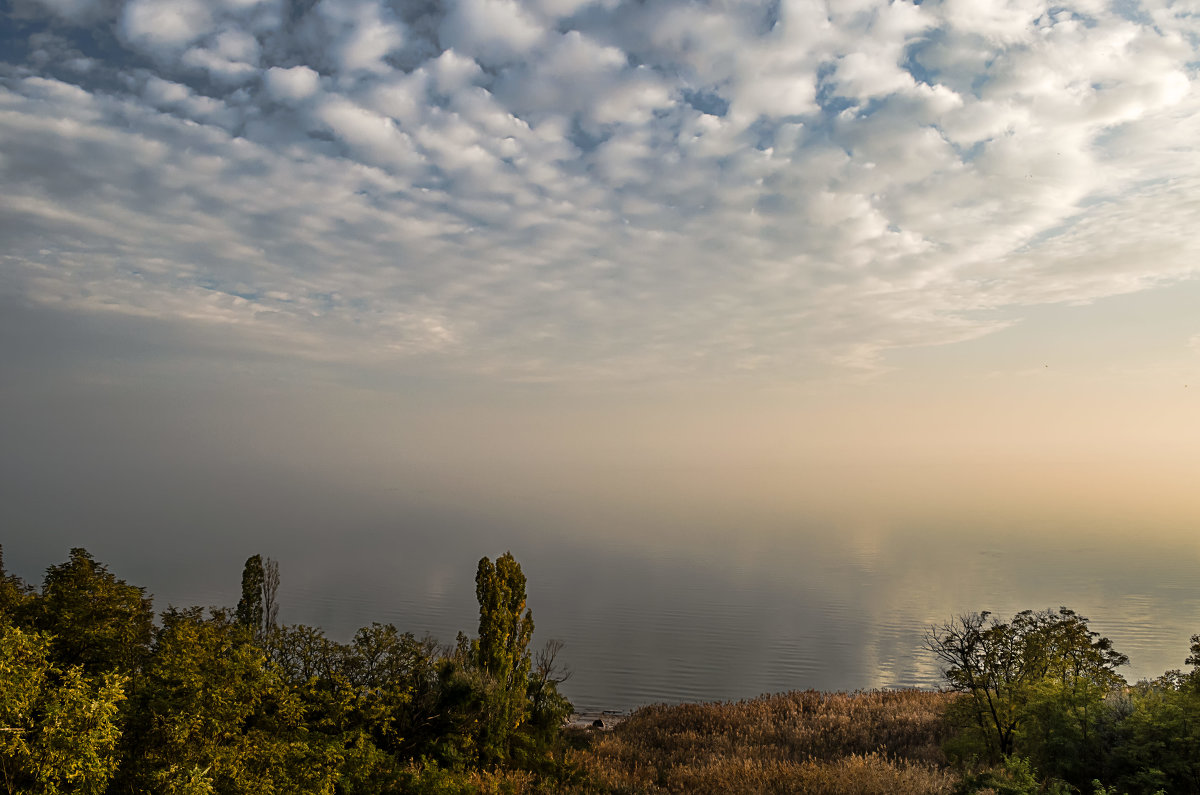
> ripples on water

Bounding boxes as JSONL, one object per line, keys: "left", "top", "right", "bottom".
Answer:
{"left": 117, "top": 523, "right": 1200, "bottom": 714}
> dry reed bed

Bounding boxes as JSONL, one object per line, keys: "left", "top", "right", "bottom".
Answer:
{"left": 572, "top": 689, "right": 960, "bottom": 793}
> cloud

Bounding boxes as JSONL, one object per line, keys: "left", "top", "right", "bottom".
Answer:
{"left": 439, "top": 0, "right": 547, "bottom": 66}
{"left": 121, "top": 0, "right": 215, "bottom": 54}
{"left": 2, "top": 0, "right": 1200, "bottom": 383}
{"left": 316, "top": 0, "right": 407, "bottom": 75}
{"left": 180, "top": 29, "right": 261, "bottom": 82}
{"left": 264, "top": 65, "right": 322, "bottom": 103}
{"left": 428, "top": 49, "right": 483, "bottom": 96}
{"left": 938, "top": 0, "right": 1050, "bottom": 44}
{"left": 315, "top": 94, "right": 424, "bottom": 171}
{"left": 139, "top": 76, "right": 237, "bottom": 125}
{"left": 492, "top": 29, "right": 628, "bottom": 120}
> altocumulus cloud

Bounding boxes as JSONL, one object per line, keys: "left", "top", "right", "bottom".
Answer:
{"left": 2, "top": 0, "right": 1199, "bottom": 380}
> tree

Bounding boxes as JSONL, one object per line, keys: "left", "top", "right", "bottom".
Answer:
{"left": 266, "top": 622, "right": 418, "bottom": 791}
{"left": 1104, "top": 636, "right": 1200, "bottom": 793}
{"left": 471, "top": 552, "right": 535, "bottom": 766}
{"left": 926, "top": 607, "right": 1127, "bottom": 775}
{"left": 119, "top": 607, "right": 339, "bottom": 795}
{"left": 523, "top": 638, "right": 574, "bottom": 769}
{"left": 235, "top": 555, "right": 279, "bottom": 647}
{"left": 37, "top": 549, "right": 153, "bottom": 674}
{"left": 262, "top": 558, "right": 280, "bottom": 638}
{"left": 0, "top": 622, "right": 127, "bottom": 795}
{"left": 235, "top": 555, "right": 264, "bottom": 638}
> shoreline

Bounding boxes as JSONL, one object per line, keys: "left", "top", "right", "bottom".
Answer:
{"left": 566, "top": 710, "right": 628, "bottom": 730}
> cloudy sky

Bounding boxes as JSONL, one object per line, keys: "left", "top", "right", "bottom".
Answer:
{"left": 3, "top": 0, "right": 1200, "bottom": 592}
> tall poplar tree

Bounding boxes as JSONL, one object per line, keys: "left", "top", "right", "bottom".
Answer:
{"left": 236, "top": 555, "right": 279, "bottom": 646}
{"left": 472, "top": 552, "right": 534, "bottom": 766}
{"left": 235, "top": 555, "right": 264, "bottom": 639}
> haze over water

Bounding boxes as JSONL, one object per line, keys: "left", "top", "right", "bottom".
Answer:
{"left": 6, "top": 348, "right": 1200, "bottom": 710}
{"left": 4, "top": 0, "right": 1200, "bottom": 713}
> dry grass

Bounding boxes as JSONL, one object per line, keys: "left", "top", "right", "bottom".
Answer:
{"left": 570, "top": 689, "right": 960, "bottom": 793}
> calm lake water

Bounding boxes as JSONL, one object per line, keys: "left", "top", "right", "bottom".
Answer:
{"left": 10, "top": 494, "right": 1200, "bottom": 714}
{"left": 285, "top": 522, "right": 1200, "bottom": 713}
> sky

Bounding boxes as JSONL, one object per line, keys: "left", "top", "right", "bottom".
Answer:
{"left": 3, "top": 0, "right": 1200, "bottom": 601}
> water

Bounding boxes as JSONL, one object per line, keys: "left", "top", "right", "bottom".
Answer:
{"left": 8, "top": 495, "right": 1199, "bottom": 714}
{"left": 519, "top": 527, "right": 1200, "bottom": 711}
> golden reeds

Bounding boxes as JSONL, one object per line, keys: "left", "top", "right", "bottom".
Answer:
{"left": 571, "top": 689, "right": 960, "bottom": 793}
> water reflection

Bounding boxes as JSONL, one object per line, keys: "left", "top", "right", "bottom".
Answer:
{"left": 262, "top": 520, "right": 1200, "bottom": 712}
{"left": 9, "top": 508, "right": 1198, "bottom": 714}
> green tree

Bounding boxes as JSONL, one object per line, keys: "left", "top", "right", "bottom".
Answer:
{"left": 235, "top": 555, "right": 279, "bottom": 648}
{"left": 0, "top": 621, "right": 127, "bottom": 795}
{"left": 1105, "top": 636, "right": 1200, "bottom": 793}
{"left": 951, "top": 755, "right": 1072, "bottom": 795}
{"left": 120, "top": 607, "right": 339, "bottom": 795}
{"left": 269, "top": 622, "right": 401, "bottom": 792}
{"left": 521, "top": 639, "right": 574, "bottom": 772}
{"left": 278, "top": 622, "right": 461, "bottom": 789}
{"left": 343, "top": 624, "right": 437, "bottom": 757}
{"left": 235, "top": 555, "right": 264, "bottom": 639}
{"left": 471, "top": 552, "right": 535, "bottom": 767}
{"left": 272, "top": 623, "right": 342, "bottom": 687}
{"left": 273, "top": 621, "right": 440, "bottom": 759}
{"left": 35, "top": 549, "right": 153, "bottom": 675}
{"left": 927, "top": 607, "right": 1127, "bottom": 777}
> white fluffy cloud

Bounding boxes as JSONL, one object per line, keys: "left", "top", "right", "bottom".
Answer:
{"left": 429, "top": 49, "right": 483, "bottom": 96}
{"left": 3, "top": 0, "right": 1200, "bottom": 380}
{"left": 264, "top": 65, "right": 322, "bottom": 103}
{"left": 439, "top": 0, "right": 547, "bottom": 66}
{"left": 121, "top": 0, "right": 214, "bottom": 53}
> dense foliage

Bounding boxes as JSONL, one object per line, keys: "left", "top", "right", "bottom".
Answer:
{"left": 926, "top": 608, "right": 1200, "bottom": 794}
{"left": 5, "top": 544, "right": 1200, "bottom": 794}
{"left": 0, "top": 547, "right": 573, "bottom": 794}
{"left": 926, "top": 608, "right": 1128, "bottom": 780}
